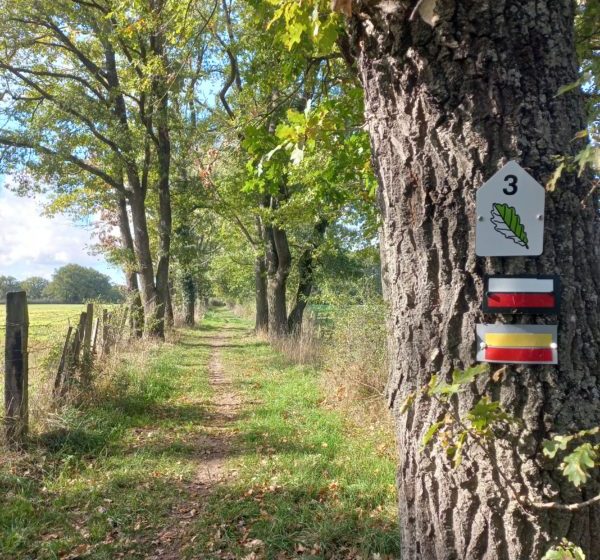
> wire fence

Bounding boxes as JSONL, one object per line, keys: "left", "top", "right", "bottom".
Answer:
{"left": 0, "top": 309, "right": 96, "bottom": 380}
{"left": 2, "top": 300, "right": 132, "bottom": 446}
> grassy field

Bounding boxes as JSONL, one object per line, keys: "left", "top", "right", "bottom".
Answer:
{"left": 0, "top": 304, "right": 89, "bottom": 342}
{"left": 0, "top": 308, "right": 400, "bottom": 559}
{"left": 0, "top": 303, "right": 113, "bottom": 433}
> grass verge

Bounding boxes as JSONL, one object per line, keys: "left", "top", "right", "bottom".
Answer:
{"left": 190, "top": 310, "right": 400, "bottom": 559}
{"left": 0, "top": 329, "right": 212, "bottom": 559}
{"left": 1, "top": 308, "right": 399, "bottom": 559}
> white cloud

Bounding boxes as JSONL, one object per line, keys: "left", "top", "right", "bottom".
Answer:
{"left": 0, "top": 185, "right": 123, "bottom": 283}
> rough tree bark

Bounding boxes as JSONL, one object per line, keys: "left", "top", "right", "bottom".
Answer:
{"left": 128, "top": 188, "right": 163, "bottom": 337}
{"left": 165, "top": 280, "right": 174, "bottom": 328}
{"left": 117, "top": 195, "right": 144, "bottom": 338}
{"left": 150, "top": 0, "right": 172, "bottom": 340}
{"left": 348, "top": 1, "right": 600, "bottom": 558}
{"left": 255, "top": 253, "right": 269, "bottom": 332}
{"left": 264, "top": 223, "right": 292, "bottom": 337}
{"left": 287, "top": 218, "right": 327, "bottom": 335}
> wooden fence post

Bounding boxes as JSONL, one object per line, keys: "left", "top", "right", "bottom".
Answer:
{"left": 82, "top": 303, "right": 94, "bottom": 360}
{"left": 119, "top": 307, "right": 129, "bottom": 342}
{"left": 91, "top": 318, "right": 100, "bottom": 355}
{"left": 4, "top": 291, "right": 28, "bottom": 446}
{"left": 62, "top": 312, "right": 86, "bottom": 393}
{"left": 101, "top": 309, "right": 110, "bottom": 356}
{"left": 54, "top": 326, "right": 73, "bottom": 398}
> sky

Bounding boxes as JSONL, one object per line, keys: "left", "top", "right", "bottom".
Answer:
{"left": 0, "top": 184, "right": 124, "bottom": 284}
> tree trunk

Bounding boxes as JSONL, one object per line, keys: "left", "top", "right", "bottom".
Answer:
{"left": 264, "top": 224, "right": 291, "bottom": 338}
{"left": 287, "top": 218, "right": 327, "bottom": 335}
{"left": 255, "top": 253, "right": 269, "bottom": 332}
{"left": 128, "top": 188, "right": 163, "bottom": 337}
{"left": 117, "top": 195, "right": 144, "bottom": 338}
{"left": 182, "top": 272, "right": 196, "bottom": 327}
{"left": 350, "top": 1, "right": 600, "bottom": 558}
{"left": 153, "top": 132, "right": 171, "bottom": 336}
{"left": 165, "top": 280, "right": 174, "bottom": 328}
{"left": 255, "top": 218, "right": 269, "bottom": 332}
{"left": 150, "top": 0, "right": 172, "bottom": 340}
{"left": 103, "top": 35, "right": 149, "bottom": 339}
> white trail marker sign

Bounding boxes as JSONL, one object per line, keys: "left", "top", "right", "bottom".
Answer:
{"left": 475, "top": 161, "right": 545, "bottom": 256}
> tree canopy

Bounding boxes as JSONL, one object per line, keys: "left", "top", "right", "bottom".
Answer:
{"left": 44, "top": 264, "right": 120, "bottom": 304}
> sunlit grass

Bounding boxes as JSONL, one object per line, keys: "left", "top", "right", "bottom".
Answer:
{"left": 0, "top": 308, "right": 399, "bottom": 559}
{"left": 0, "top": 328, "right": 212, "bottom": 559}
{"left": 190, "top": 309, "right": 400, "bottom": 559}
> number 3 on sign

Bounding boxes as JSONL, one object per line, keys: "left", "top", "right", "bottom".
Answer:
{"left": 475, "top": 161, "right": 545, "bottom": 257}
{"left": 503, "top": 174, "right": 518, "bottom": 195}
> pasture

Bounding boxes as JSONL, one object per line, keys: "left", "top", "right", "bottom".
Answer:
{"left": 0, "top": 304, "right": 86, "bottom": 342}
{"left": 1, "top": 304, "right": 99, "bottom": 426}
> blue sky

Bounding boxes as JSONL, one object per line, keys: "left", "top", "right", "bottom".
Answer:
{"left": 0, "top": 183, "right": 124, "bottom": 283}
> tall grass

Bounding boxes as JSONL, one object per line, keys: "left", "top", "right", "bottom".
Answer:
{"left": 250, "top": 298, "right": 390, "bottom": 425}
{"left": 321, "top": 302, "right": 388, "bottom": 414}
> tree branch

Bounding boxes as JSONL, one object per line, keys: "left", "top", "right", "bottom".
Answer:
{"left": 0, "top": 62, "right": 124, "bottom": 157}
{"left": 0, "top": 134, "right": 124, "bottom": 192}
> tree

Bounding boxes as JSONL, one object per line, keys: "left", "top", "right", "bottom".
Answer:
{"left": 0, "top": 276, "right": 21, "bottom": 300}
{"left": 45, "top": 264, "right": 117, "bottom": 304}
{"left": 20, "top": 277, "right": 49, "bottom": 300}
{"left": 0, "top": 0, "right": 216, "bottom": 338}
{"left": 269, "top": 0, "right": 600, "bottom": 556}
{"left": 201, "top": 0, "right": 375, "bottom": 337}
{"left": 342, "top": 2, "right": 599, "bottom": 558}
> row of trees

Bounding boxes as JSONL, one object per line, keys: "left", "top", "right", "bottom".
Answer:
{"left": 1, "top": 0, "right": 598, "bottom": 557}
{"left": 0, "top": 265, "right": 122, "bottom": 303}
{"left": 0, "top": 0, "right": 379, "bottom": 339}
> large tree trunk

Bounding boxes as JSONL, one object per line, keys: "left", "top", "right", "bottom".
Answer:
{"left": 349, "top": 1, "right": 600, "bottom": 558}
{"left": 150, "top": 0, "right": 172, "bottom": 340}
{"left": 128, "top": 188, "right": 163, "bottom": 337}
{"left": 264, "top": 224, "right": 291, "bottom": 338}
{"left": 287, "top": 218, "right": 327, "bottom": 335}
{"left": 153, "top": 127, "right": 171, "bottom": 337}
{"left": 117, "top": 195, "right": 144, "bottom": 338}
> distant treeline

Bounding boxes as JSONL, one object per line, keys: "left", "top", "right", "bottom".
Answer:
{"left": 0, "top": 264, "right": 124, "bottom": 304}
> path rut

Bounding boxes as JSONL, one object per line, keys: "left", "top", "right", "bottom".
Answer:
{"left": 148, "top": 328, "right": 243, "bottom": 559}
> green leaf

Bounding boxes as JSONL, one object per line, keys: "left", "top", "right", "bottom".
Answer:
{"left": 451, "top": 364, "right": 488, "bottom": 386}
{"left": 543, "top": 539, "right": 586, "bottom": 560}
{"left": 451, "top": 431, "right": 467, "bottom": 468}
{"left": 574, "top": 145, "right": 600, "bottom": 176}
{"left": 422, "top": 421, "right": 444, "bottom": 448}
{"left": 429, "top": 379, "right": 460, "bottom": 396}
{"left": 561, "top": 443, "right": 597, "bottom": 487}
{"left": 490, "top": 203, "right": 529, "bottom": 248}
{"left": 466, "top": 397, "right": 513, "bottom": 433}
{"left": 555, "top": 73, "right": 589, "bottom": 97}
{"left": 399, "top": 391, "right": 416, "bottom": 414}
{"left": 543, "top": 435, "right": 572, "bottom": 459}
{"left": 547, "top": 161, "right": 565, "bottom": 192}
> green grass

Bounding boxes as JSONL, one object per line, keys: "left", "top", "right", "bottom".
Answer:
{"left": 0, "top": 308, "right": 400, "bottom": 559}
{"left": 0, "top": 329, "right": 213, "bottom": 559}
{"left": 0, "top": 304, "right": 88, "bottom": 342}
{"left": 190, "top": 310, "right": 400, "bottom": 559}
